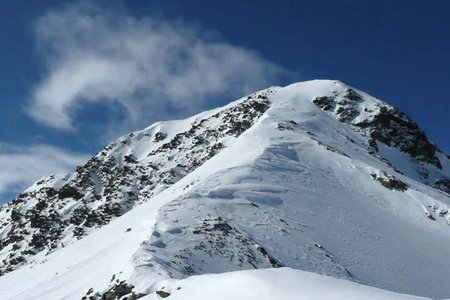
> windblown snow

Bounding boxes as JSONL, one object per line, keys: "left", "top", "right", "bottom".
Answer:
{"left": 1, "top": 80, "right": 450, "bottom": 300}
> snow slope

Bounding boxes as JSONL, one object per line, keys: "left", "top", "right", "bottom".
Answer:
{"left": 0, "top": 88, "right": 274, "bottom": 274}
{"left": 142, "top": 268, "right": 430, "bottom": 300}
{"left": 0, "top": 80, "right": 450, "bottom": 299}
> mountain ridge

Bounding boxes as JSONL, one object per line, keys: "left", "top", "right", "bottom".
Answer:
{"left": 1, "top": 79, "right": 450, "bottom": 299}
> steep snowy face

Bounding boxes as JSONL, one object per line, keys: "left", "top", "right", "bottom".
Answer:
{"left": 1, "top": 80, "right": 450, "bottom": 300}
{"left": 307, "top": 81, "right": 450, "bottom": 191}
{"left": 114, "top": 80, "right": 450, "bottom": 298}
{"left": 0, "top": 88, "right": 274, "bottom": 274}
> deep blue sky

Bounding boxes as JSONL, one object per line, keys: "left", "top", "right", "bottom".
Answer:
{"left": 0, "top": 0, "right": 449, "bottom": 201}
{"left": 145, "top": 0, "right": 450, "bottom": 152}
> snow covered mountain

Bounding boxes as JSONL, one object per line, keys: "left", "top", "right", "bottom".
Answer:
{"left": 0, "top": 80, "right": 450, "bottom": 299}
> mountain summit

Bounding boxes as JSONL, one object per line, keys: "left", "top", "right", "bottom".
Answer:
{"left": 1, "top": 80, "right": 450, "bottom": 299}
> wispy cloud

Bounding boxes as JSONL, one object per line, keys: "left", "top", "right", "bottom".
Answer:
{"left": 0, "top": 144, "right": 89, "bottom": 201}
{"left": 28, "top": 3, "right": 292, "bottom": 131}
{"left": 2, "top": 3, "right": 293, "bottom": 203}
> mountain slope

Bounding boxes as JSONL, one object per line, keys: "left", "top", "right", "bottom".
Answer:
{"left": 142, "top": 268, "right": 429, "bottom": 300}
{"left": 0, "top": 80, "right": 450, "bottom": 299}
{"left": 0, "top": 88, "right": 273, "bottom": 274}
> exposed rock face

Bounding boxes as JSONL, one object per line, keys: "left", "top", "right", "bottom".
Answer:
{"left": 311, "top": 86, "right": 447, "bottom": 194}
{"left": 313, "top": 96, "right": 334, "bottom": 111}
{"left": 82, "top": 280, "right": 147, "bottom": 300}
{"left": 370, "top": 172, "right": 408, "bottom": 192}
{"left": 188, "top": 216, "right": 283, "bottom": 270}
{"left": 312, "top": 88, "right": 441, "bottom": 169}
{"left": 313, "top": 88, "right": 363, "bottom": 122}
{"left": 435, "top": 178, "right": 450, "bottom": 194}
{"left": 0, "top": 89, "right": 273, "bottom": 275}
{"left": 335, "top": 89, "right": 363, "bottom": 122}
{"left": 356, "top": 106, "right": 442, "bottom": 169}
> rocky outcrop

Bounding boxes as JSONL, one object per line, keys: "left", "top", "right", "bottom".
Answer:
{"left": 356, "top": 106, "right": 442, "bottom": 169}
{"left": 435, "top": 178, "right": 450, "bottom": 194}
{"left": 0, "top": 89, "right": 273, "bottom": 275}
{"left": 311, "top": 87, "right": 447, "bottom": 194}
{"left": 370, "top": 172, "right": 408, "bottom": 192}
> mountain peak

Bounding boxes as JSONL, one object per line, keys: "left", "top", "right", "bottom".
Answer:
{"left": 1, "top": 81, "right": 450, "bottom": 299}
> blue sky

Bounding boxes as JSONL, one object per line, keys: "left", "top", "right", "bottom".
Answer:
{"left": 0, "top": 0, "right": 449, "bottom": 202}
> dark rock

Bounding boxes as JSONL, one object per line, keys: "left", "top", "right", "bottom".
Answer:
{"left": 101, "top": 281, "right": 134, "bottom": 300}
{"left": 336, "top": 103, "right": 359, "bottom": 122}
{"left": 34, "top": 200, "right": 47, "bottom": 211}
{"left": 435, "top": 178, "right": 450, "bottom": 194}
{"left": 124, "top": 154, "right": 137, "bottom": 164}
{"left": 256, "top": 246, "right": 282, "bottom": 268}
{"left": 10, "top": 210, "right": 22, "bottom": 222}
{"left": 8, "top": 255, "right": 26, "bottom": 266}
{"left": 28, "top": 233, "right": 46, "bottom": 249}
{"left": 8, "top": 234, "right": 23, "bottom": 243}
{"left": 184, "top": 216, "right": 283, "bottom": 272}
{"left": 357, "top": 107, "right": 442, "bottom": 169}
{"left": 344, "top": 89, "right": 362, "bottom": 101}
{"left": 426, "top": 211, "right": 436, "bottom": 221}
{"left": 371, "top": 172, "right": 408, "bottom": 192}
{"left": 156, "top": 290, "right": 171, "bottom": 298}
{"left": 313, "top": 96, "right": 334, "bottom": 111}
{"left": 45, "top": 188, "right": 58, "bottom": 198}
{"left": 58, "top": 185, "right": 83, "bottom": 200}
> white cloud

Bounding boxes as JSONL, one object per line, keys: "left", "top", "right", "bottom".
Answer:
{"left": 0, "top": 144, "right": 89, "bottom": 200}
{"left": 28, "top": 3, "right": 292, "bottom": 130}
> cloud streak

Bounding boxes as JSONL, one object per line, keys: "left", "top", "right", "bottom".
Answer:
{"left": 0, "top": 144, "right": 89, "bottom": 201}
{"left": 28, "top": 3, "right": 292, "bottom": 131}
{"left": 2, "top": 3, "right": 294, "bottom": 203}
